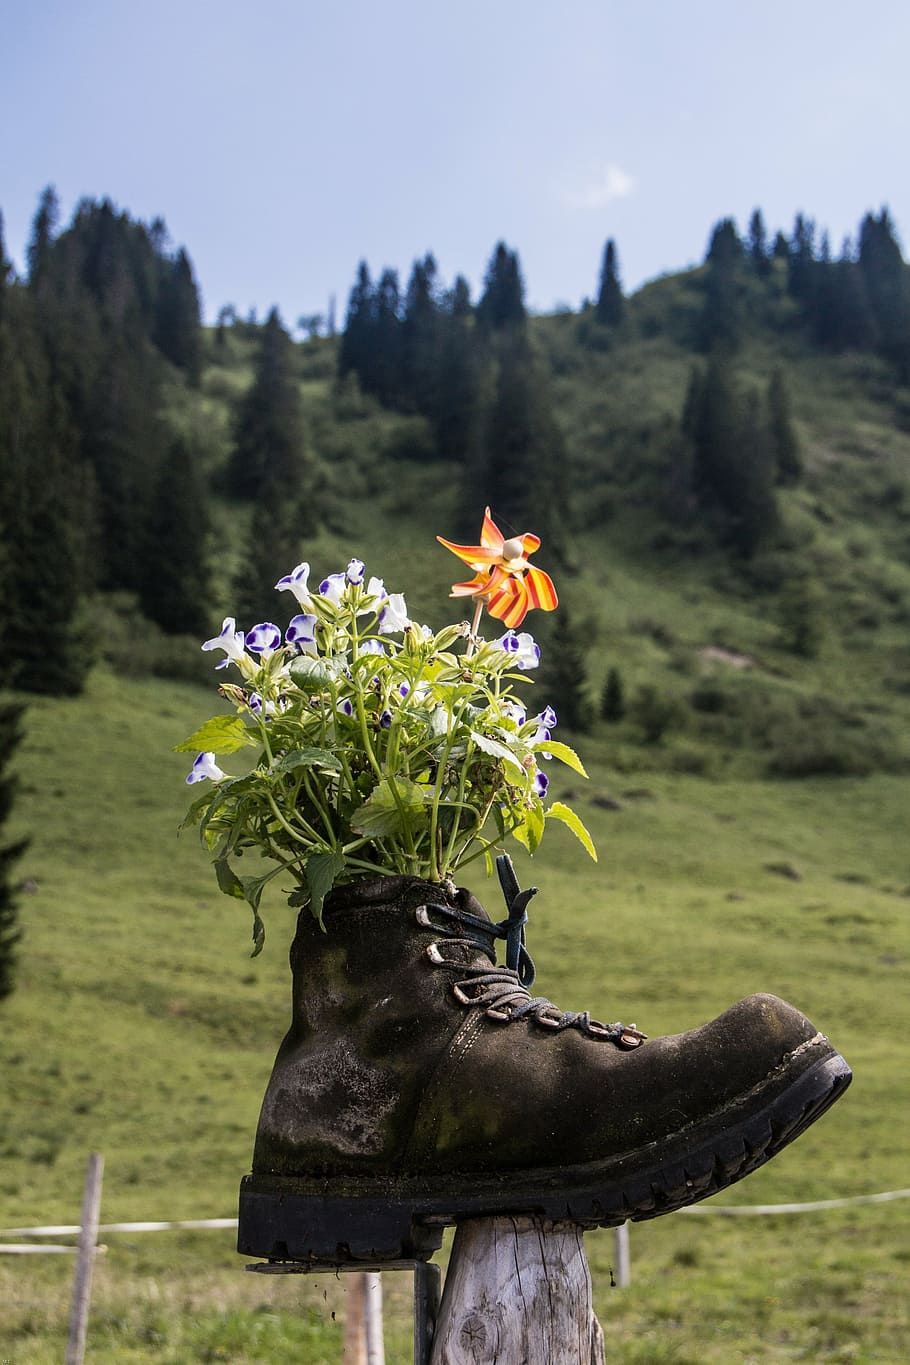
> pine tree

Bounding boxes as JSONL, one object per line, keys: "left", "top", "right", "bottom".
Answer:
{"left": 539, "top": 607, "right": 590, "bottom": 731}
{"left": 600, "top": 666, "right": 625, "bottom": 722}
{"left": 732, "top": 391, "right": 778, "bottom": 557}
{"left": 154, "top": 247, "right": 203, "bottom": 383}
{"left": 684, "top": 360, "right": 778, "bottom": 557}
{"left": 595, "top": 239, "right": 625, "bottom": 325}
{"left": 401, "top": 253, "right": 440, "bottom": 415}
{"left": 476, "top": 242, "right": 526, "bottom": 330}
{"left": 0, "top": 211, "right": 10, "bottom": 320}
{"left": 858, "top": 208, "right": 910, "bottom": 378}
{"left": 700, "top": 219, "right": 744, "bottom": 351}
{"left": 233, "top": 482, "right": 308, "bottom": 627}
{"left": 432, "top": 276, "right": 481, "bottom": 462}
{"left": 372, "top": 269, "right": 403, "bottom": 406}
{"left": 747, "top": 209, "right": 770, "bottom": 277}
{"left": 0, "top": 702, "right": 29, "bottom": 1002}
{"left": 141, "top": 438, "right": 211, "bottom": 635}
{"left": 338, "top": 261, "right": 375, "bottom": 383}
{"left": 787, "top": 213, "right": 817, "bottom": 303}
{"left": 26, "top": 185, "right": 60, "bottom": 290}
{"left": 227, "top": 308, "right": 310, "bottom": 501}
{"left": 84, "top": 322, "right": 167, "bottom": 593}
{"left": 466, "top": 330, "right": 567, "bottom": 553}
{"left": 813, "top": 244, "right": 876, "bottom": 352}
{"left": 767, "top": 368, "right": 802, "bottom": 485}
{"left": 0, "top": 282, "right": 95, "bottom": 692}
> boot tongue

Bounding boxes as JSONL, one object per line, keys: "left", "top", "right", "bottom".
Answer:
{"left": 453, "top": 887, "right": 494, "bottom": 924}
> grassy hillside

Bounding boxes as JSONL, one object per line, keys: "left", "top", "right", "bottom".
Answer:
{"left": 2, "top": 662, "right": 908, "bottom": 1359}
{"left": 3, "top": 280, "right": 910, "bottom": 1360}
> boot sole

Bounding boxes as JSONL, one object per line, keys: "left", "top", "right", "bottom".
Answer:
{"left": 238, "top": 1049, "right": 851, "bottom": 1267}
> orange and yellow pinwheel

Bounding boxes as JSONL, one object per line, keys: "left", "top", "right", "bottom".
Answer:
{"left": 437, "top": 507, "right": 558, "bottom": 629}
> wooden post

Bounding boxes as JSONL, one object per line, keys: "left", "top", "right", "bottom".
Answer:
{"left": 415, "top": 1262, "right": 442, "bottom": 1365}
{"left": 344, "top": 1272, "right": 368, "bottom": 1364}
{"left": 614, "top": 1222, "right": 631, "bottom": 1288}
{"left": 65, "top": 1152, "right": 104, "bottom": 1365}
{"left": 430, "top": 1217, "right": 605, "bottom": 1364}
{"left": 364, "top": 1272, "right": 385, "bottom": 1365}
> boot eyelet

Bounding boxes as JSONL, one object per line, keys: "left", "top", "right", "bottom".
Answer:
{"left": 452, "top": 983, "right": 476, "bottom": 1006}
{"left": 586, "top": 1020, "right": 612, "bottom": 1039}
{"left": 426, "top": 943, "right": 445, "bottom": 964}
{"left": 415, "top": 906, "right": 432, "bottom": 927}
{"left": 618, "top": 1029, "right": 645, "bottom": 1049}
{"left": 536, "top": 1010, "right": 563, "bottom": 1030}
{"left": 485, "top": 1006, "right": 512, "bottom": 1022}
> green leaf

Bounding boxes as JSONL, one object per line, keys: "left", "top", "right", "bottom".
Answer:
{"left": 272, "top": 747, "right": 343, "bottom": 776}
{"left": 525, "top": 798, "right": 546, "bottom": 853}
{"left": 214, "top": 856, "right": 245, "bottom": 899}
{"left": 215, "top": 858, "right": 271, "bottom": 955}
{"left": 175, "top": 715, "right": 257, "bottom": 755}
{"left": 512, "top": 821, "right": 532, "bottom": 854}
{"left": 469, "top": 730, "right": 526, "bottom": 774}
{"left": 305, "top": 849, "right": 347, "bottom": 928}
{"left": 546, "top": 801, "right": 598, "bottom": 861}
{"left": 513, "top": 799, "right": 545, "bottom": 855}
{"left": 532, "top": 740, "right": 588, "bottom": 778}
{"left": 351, "top": 776, "right": 430, "bottom": 838}
{"left": 179, "top": 793, "right": 211, "bottom": 831}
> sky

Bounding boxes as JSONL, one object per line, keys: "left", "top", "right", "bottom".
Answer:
{"left": 2, "top": 0, "right": 909, "bottom": 327}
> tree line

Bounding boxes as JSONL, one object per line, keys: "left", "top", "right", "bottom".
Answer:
{"left": 0, "top": 188, "right": 207, "bottom": 693}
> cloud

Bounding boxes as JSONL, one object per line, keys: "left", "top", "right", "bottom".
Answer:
{"left": 564, "top": 164, "right": 637, "bottom": 211}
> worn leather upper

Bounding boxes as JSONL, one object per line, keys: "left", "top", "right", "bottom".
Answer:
{"left": 252, "top": 876, "right": 825, "bottom": 1178}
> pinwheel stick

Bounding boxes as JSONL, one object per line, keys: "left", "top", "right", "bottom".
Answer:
{"left": 465, "top": 598, "right": 485, "bottom": 659}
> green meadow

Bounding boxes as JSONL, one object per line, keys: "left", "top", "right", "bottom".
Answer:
{"left": 2, "top": 565, "right": 908, "bottom": 1360}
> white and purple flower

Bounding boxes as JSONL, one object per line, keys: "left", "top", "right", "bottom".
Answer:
{"left": 500, "top": 698, "right": 527, "bottom": 726}
{"left": 360, "top": 638, "right": 386, "bottom": 656}
{"left": 186, "top": 751, "right": 227, "bottom": 785}
{"left": 346, "top": 558, "right": 365, "bottom": 584}
{"left": 248, "top": 692, "right": 284, "bottom": 718}
{"left": 245, "top": 622, "right": 282, "bottom": 656}
{"left": 532, "top": 769, "right": 549, "bottom": 799}
{"left": 530, "top": 705, "right": 558, "bottom": 752}
{"left": 201, "top": 618, "right": 247, "bottom": 671}
{"left": 379, "top": 709, "right": 393, "bottom": 729}
{"left": 336, "top": 698, "right": 354, "bottom": 718}
{"left": 498, "top": 630, "right": 540, "bottom": 671}
{"left": 275, "top": 563, "right": 313, "bottom": 610}
{"left": 378, "top": 593, "right": 410, "bottom": 634}
{"left": 286, "top": 613, "right": 318, "bottom": 655}
{"left": 319, "top": 573, "right": 347, "bottom": 606}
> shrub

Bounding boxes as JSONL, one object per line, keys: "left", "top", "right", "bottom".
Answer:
{"left": 629, "top": 684, "right": 685, "bottom": 744}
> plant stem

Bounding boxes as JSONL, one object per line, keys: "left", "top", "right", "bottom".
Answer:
{"left": 464, "top": 599, "right": 485, "bottom": 659}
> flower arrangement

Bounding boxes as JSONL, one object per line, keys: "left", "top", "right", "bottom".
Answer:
{"left": 177, "top": 509, "right": 595, "bottom": 951}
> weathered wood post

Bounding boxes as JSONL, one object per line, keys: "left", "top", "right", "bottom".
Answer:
{"left": 430, "top": 1217, "right": 605, "bottom": 1364}
{"left": 343, "top": 1270, "right": 385, "bottom": 1364}
{"left": 65, "top": 1152, "right": 104, "bottom": 1365}
{"left": 344, "top": 1271, "right": 368, "bottom": 1363}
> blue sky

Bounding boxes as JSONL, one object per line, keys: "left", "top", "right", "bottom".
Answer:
{"left": 2, "top": 1, "right": 908, "bottom": 325}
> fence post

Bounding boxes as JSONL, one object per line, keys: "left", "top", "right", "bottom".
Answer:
{"left": 430, "top": 1217, "right": 604, "bottom": 1364}
{"left": 65, "top": 1152, "right": 104, "bottom": 1365}
{"left": 614, "top": 1222, "right": 631, "bottom": 1288}
{"left": 364, "top": 1271, "right": 385, "bottom": 1365}
{"left": 344, "top": 1272, "right": 368, "bottom": 1363}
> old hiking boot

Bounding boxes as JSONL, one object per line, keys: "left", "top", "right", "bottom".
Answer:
{"left": 238, "top": 859, "right": 851, "bottom": 1265}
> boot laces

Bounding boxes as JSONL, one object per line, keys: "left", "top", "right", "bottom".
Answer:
{"left": 417, "top": 855, "right": 645, "bottom": 1048}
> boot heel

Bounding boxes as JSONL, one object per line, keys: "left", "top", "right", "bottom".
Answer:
{"left": 238, "top": 1175, "right": 443, "bottom": 1267}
